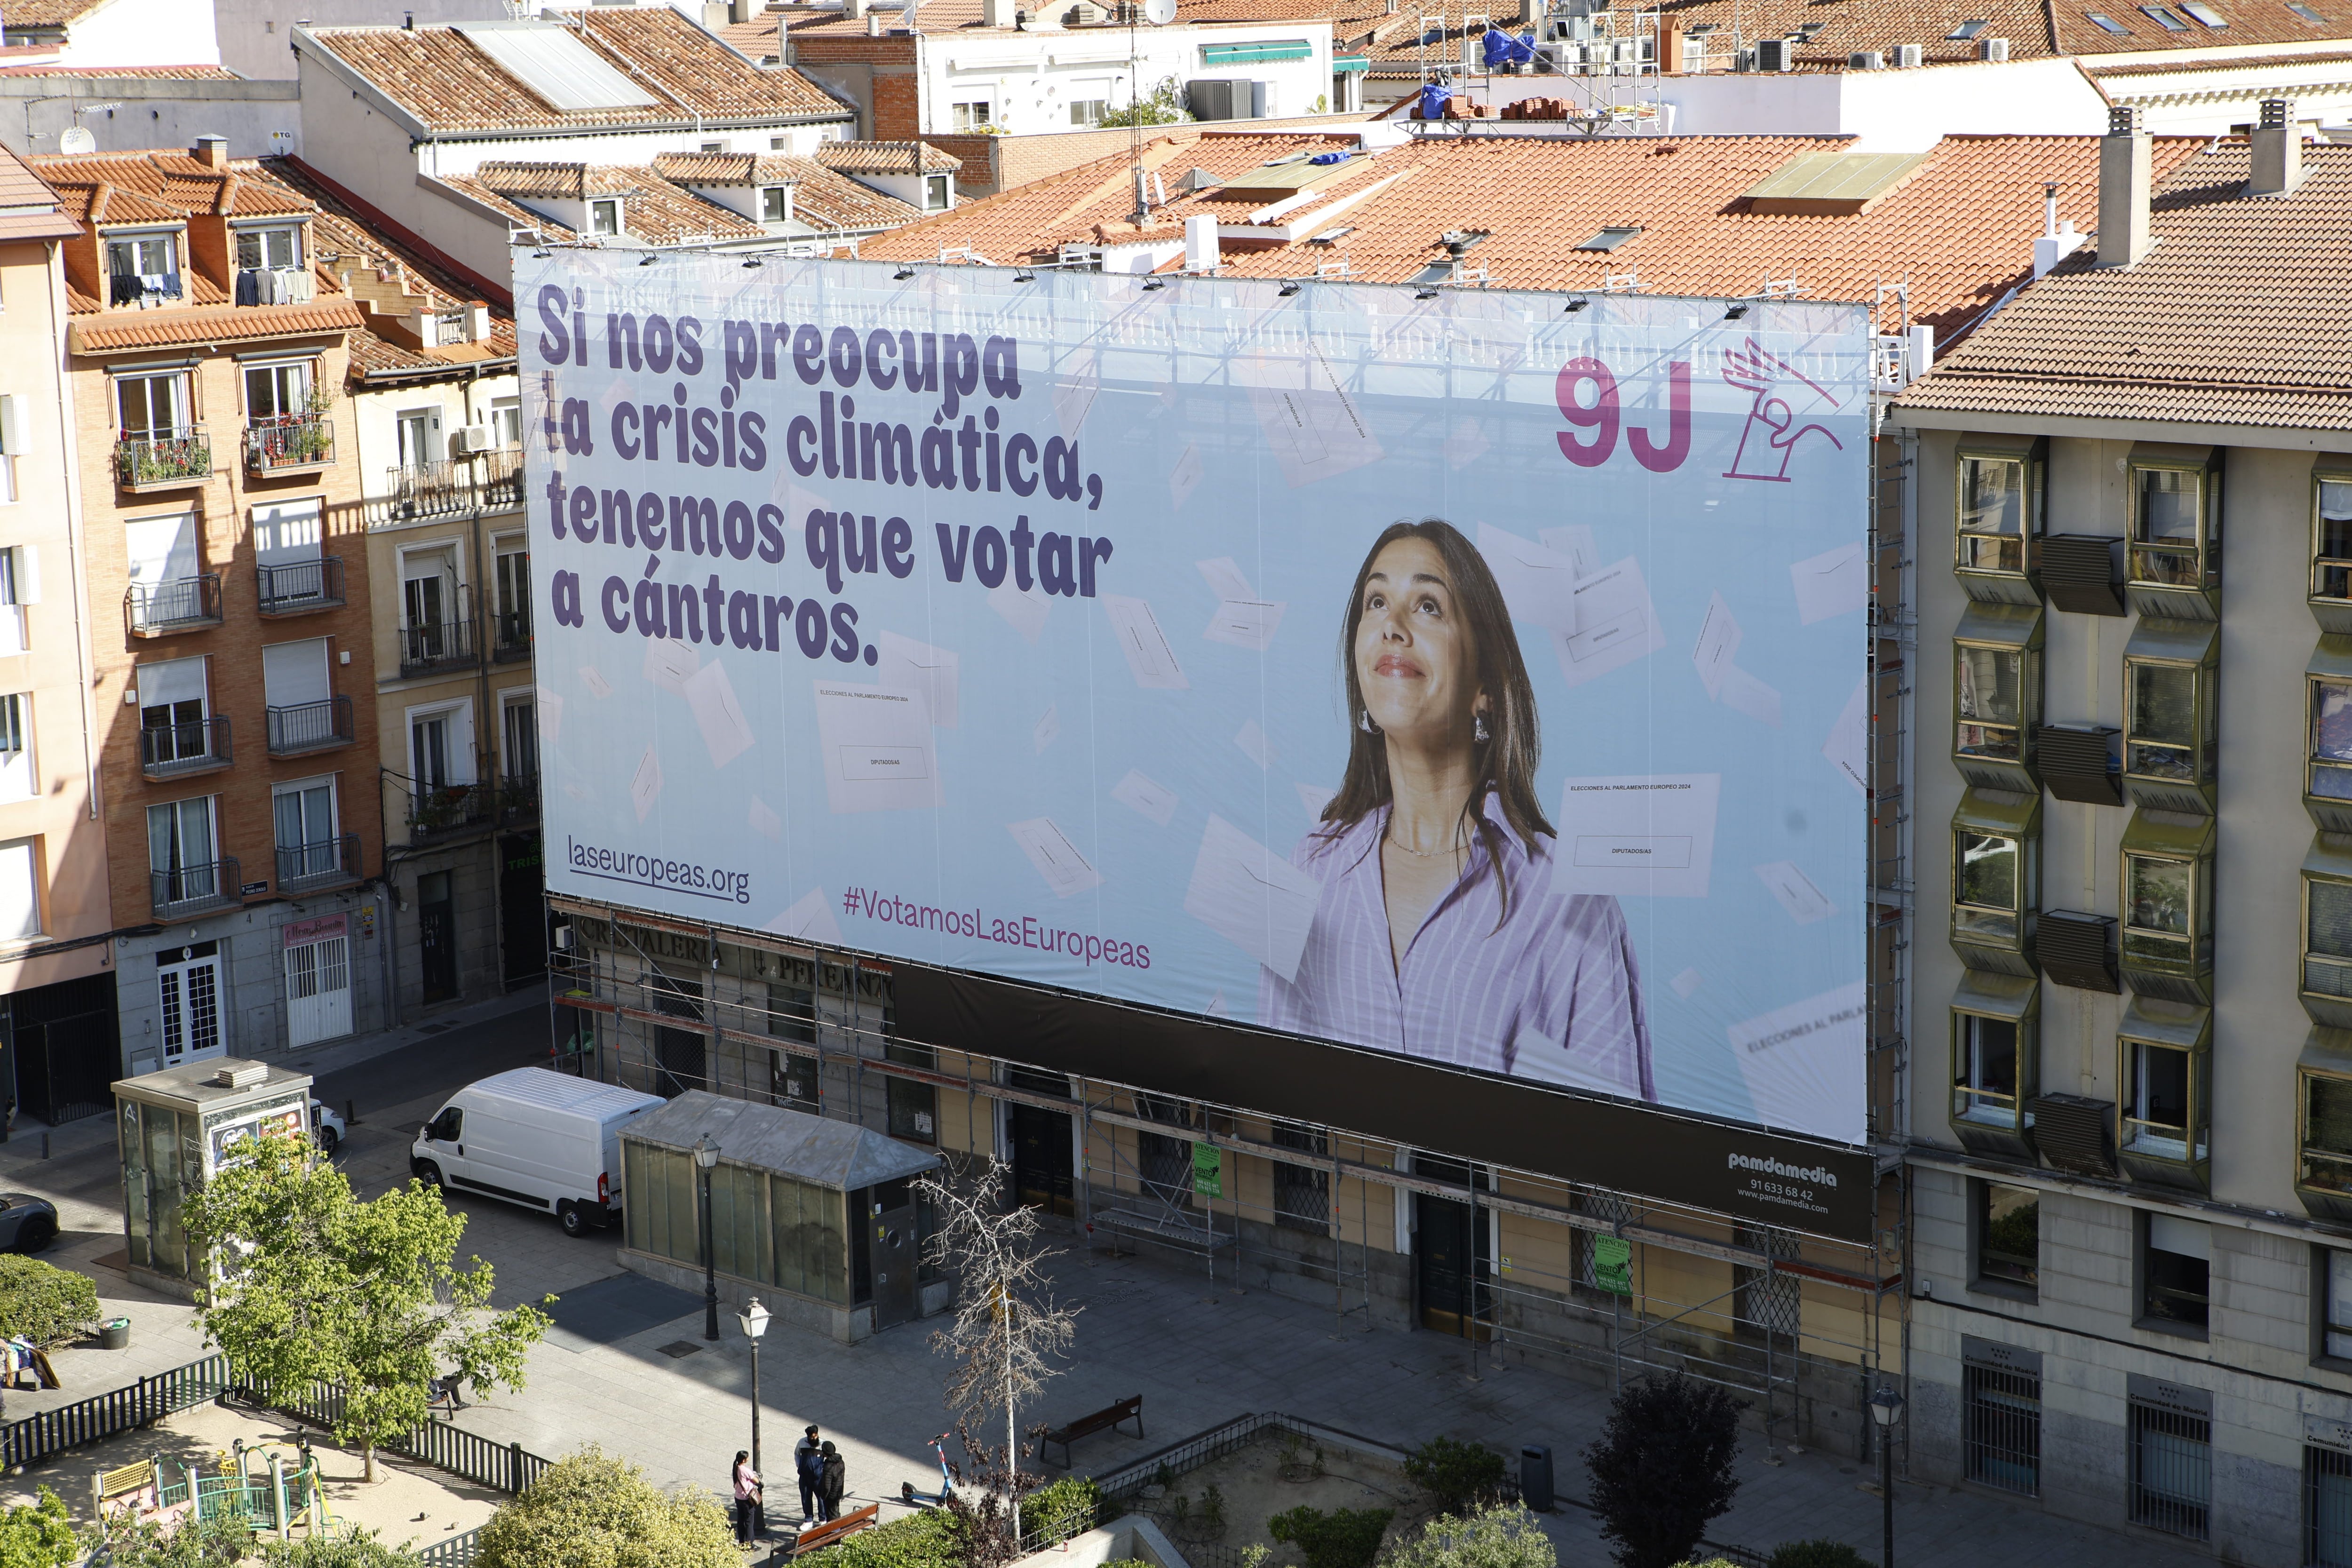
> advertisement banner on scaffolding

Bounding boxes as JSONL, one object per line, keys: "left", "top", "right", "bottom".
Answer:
{"left": 523, "top": 253, "right": 1875, "bottom": 1183}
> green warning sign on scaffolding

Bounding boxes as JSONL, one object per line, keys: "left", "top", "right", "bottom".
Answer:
{"left": 1192, "top": 1141, "right": 1223, "bottom": 1198}
{"left": 1593, "top": 1235, "right": 1633, "bottom": 1296}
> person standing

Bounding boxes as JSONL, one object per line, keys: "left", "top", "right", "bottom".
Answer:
{"left": 732, "top": 1451, "right": 761, "bottom": 1546}
{"left": 795, "top": 1426, "right": 822, "bottom": 1525}
{"left": 818, "top": 1440, "right": 846, "bottom": 1523}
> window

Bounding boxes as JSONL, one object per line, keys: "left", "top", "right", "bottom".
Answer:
{"left": 489, "top": 396, "right": 522, "bottom": 448}
{"left": 1271, "top": 1121, "right": 1330, "bottom": 1232}
{"left": 760, "top": 185, "right": 789, "bottom": 223}
{"left": 2123, "top": 852, "right": 2199, "bottom": 964}
{"left": 1955, "top": 643, "right": 2027, "bottom": 763}
{"left": 2086, "top": 8, "right": 2134, "bottom": 26}
{"left": 2315, "top": 678, "right": 2352, "bottom": 803}
{"left": 139, "top": 655, "right": 209, "bottom": 772}
{"left": 1576, "top": 225, "right": 1643, "bottom": 252}
{"left": 2140, "top": 2, "right": 2191, "bottom": 23}
{"left": 925, "top": 175, "right": 950, "bottom": 211}
{"left": 1069, "top": 78, "right": 1112, "bottom": 126}
{"left": 2132, "top": 465, "right": 2204, "bottom": 581}
{"left": 952, "top": 100, "right": 993, "bottom": 133}
{"left": 494, "top": 541, "right": 530, "bottom": 652}
{"left": 1955, "top": 448, "right": 2039, "bottom": 574}
{"left": 0, "top": 693, "right": 29, "bottom": 803}
{"left": 401, "top": 544, "right": 458, "bottom": 651}
{"left": 147, "top": 796, "right": 217, "bottom": 904}
{"left": 2118, "top": 813, "right": 2212, "bottom": 995}
{"left": 501, "top": 692, "right": 536, "bottom": 783}
{"left": 1136, "top": 1095, "right": 1194, "bottom": 1210}
{"left": 2310, "top": 1443, "right": 2352, "bottom": 1568}
{"left": 2123, "top": 1037, "right": 2202, "bottom": 1163}
{"left": 103, "top": 232, "right": 179, "bottom": 302}
{"left": 1975, "top": 1181, "right": 2039, "bottom": 1291}
{"left": 1954, "top": 1013, "right": 2022, "bottom": 1128}
{"left": 234, "top": 226, "right": 302, "bottom": 271}
{"left": 2179, "top": 0, "right": 2228, "bottom": 21}
{"left": 1955, "top": 829, "right": 2020, "bottom": 942}
{"left": 0, "top": 837, "right": 36, "bottom": 943}
{"left": 413, "top": 711, "right": 455, "bottom": 788}
{"left": 244, "top": 360, "right": 311, "bottom": 423}
{"left": 768, "top": 957, "right": 817, "bottom": 1047}
{"left": 2140, "top": 1213, "right": 2210, "bottom": 1332}
{"left": 395, "top": 406, "right": 443, "bottom": 469}
{"left": 272, "top": 777, "right": 338, "bottom": 886}
{"left": 2124, "top": 660, "right": 2198, "bottom": 782}
{"left": 0, "top": 548, "right": 25, "bottom": 658}
{"left": 1963, "top": 1349, "right": 2042, "bottom": 1496}
{"left": 699, "top": 140, "right": 724, "bottom": 153}
{"left": 2291, "top": 0, "right": 2328, "bottom": 20}
{"left": 2324, "top": 1249, "right": 2352, "bottom": 1361}
{"left": 884, "top": 1041, "right": 937, "bottom": 1142}
{"left": 2130, "top": 1388, "right": 2212, "bottom": 1538}
{"left": 2311, "top": 876, "right": 2352, "bottom": 1003}
{"left": 117, "top": 373, "right": 189, "bottom": 440}
{"left": 770, "top": 135, "right": 788, "bottom": 151}
{"left": 1947, "top": 16, "right": 1991, "bottom": 34}
{"left": 262, "top": 639, "right": 332, "bottom": 756}
{"left": 2308, "top": 1073, "right": 2352, "bottom": 1199}
{"left": 588, "top": 199, "right": 620, "bottom": 236}
{"left": 2314, "top": 473, "right": 2352, "bottom": 603}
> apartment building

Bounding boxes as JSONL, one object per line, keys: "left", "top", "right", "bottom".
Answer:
{"left": 1893, "top": 103, "right": 2352, "bottom": 1567}
{"left": 30, "top": 137, "right": 388, "bottom": 1075}
{"left": 0, "top": 143, "right": 117, "bottom": 1129}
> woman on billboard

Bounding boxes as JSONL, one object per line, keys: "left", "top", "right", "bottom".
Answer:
{"left": 1257, "top": 520, "right": 1654, "bottom": 1100}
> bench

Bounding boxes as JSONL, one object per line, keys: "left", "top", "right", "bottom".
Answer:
{"left": 790, "top": 1503, "right": 879, "bottom": 1560}
{"left": 1037, "top": 1394, "right": 1143, "bottom": 1469}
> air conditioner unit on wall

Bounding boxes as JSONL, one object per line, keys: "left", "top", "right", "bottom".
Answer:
{"left": 454, "top": 425, "right": 495, "bottom": 455}
{"left": 1894, "top": 42, "right": 1924, "bottom": 66}
{"left": 1979, "top": 36, "right": 2010, "bottom": 60}
{"left": 1754, "top": 36, "right": 1796, "bottom": 71}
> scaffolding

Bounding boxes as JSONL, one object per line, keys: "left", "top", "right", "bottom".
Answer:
{"left": 1412, "top": 1, "right": 1665, "bottom": 135}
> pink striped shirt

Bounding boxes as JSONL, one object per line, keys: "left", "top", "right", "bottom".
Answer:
{"left": 1257, "top": 796, "right": 1653, "bottom": 1098}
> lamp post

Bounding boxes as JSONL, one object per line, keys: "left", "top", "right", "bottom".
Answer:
{"left": 737, "top": 1296, "right": 771, "bottom": 1472}
{"left": 1869, "top": 1383, "right": 1906, "bottom": 1568}
{"left": 694, "top": 1135, "right": 721, "bottom": 1341}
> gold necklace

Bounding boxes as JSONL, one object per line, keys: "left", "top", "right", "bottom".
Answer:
{"left": 1384, "top": 832, "right": 1464, "bottom": 858}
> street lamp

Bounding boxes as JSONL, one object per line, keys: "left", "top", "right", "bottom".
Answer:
{"left": 694, "top": 1136, "right": 721, "bottom": 1341}
{"left": 738, "top": 1296, "right": 771, "bottom": 1479}
{"left": 1869, "top": 1383, "right": 1906, "bottom": 1568}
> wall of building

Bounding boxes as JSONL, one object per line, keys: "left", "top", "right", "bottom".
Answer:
{"left": 214, "top": 0, "right": 510, "bottom": 82}
{"left": 909, "top": 22, "right": 1336, "bottom": 138}
{"left": 0, "top": 80, "right": 303, "bottom": 161}
{"left": 50, "top": 0, "right": 220, "bottom": 71}
{"left": 928, "top": 109, "right": 1379, "bottom": 197}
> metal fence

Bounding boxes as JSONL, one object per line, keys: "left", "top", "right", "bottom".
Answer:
{"left": 417, "top": 1526, "right": 483, "bottom": 1566}
{"left": 260, "top": 1380, "right": 550, "bottom": 1495}
{"left": 1963, "top": 1362, "right": 2041, "bottom": 1497}
{"left": 0, "top": 1354, "right": 232, "bottom": 1470}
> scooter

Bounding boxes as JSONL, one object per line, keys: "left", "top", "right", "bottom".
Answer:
{"left": 899, "top": 1433, "right": 958, "bottom": 1509}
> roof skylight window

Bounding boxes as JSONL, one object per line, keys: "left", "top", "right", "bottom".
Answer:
{"left": 1947, "top": 17, "right": 1992, "bottom": 36}
{"left": 2139, "top": 4, "right": 2191, "bottom": 25}
{"left": 1576, "top": 225, "right": 1642, "bottom": 251}
{"left": 2179, "top": 1, "right": 2228, "bottom": 24}
{"left": 2085, "top": 10, "right": 2133, "bottom": 28}
{"left": 2289, "top": 1, "right": 2327, "bottom": 21}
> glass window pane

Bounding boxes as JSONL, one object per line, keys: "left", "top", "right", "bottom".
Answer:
{"left": 1958, "top": 648, "right": 2021, "bottom": 726}
{"left": 2138, "top": 469, "right": 2199, "bottom": 542}
{"left": 1957, "top": 832, "right": 2018, "bottom": 911}
{"left": 2315, "top": 1077, "right": 2352, "bottom": 1161}
{"left": 2130, "top": 664, "right": 2198, "bottom": 748}
{"left": 1979, "top": 1183, "right": 2038, "bottom": 1286}
{"left": 2134, "top": 1043, "right": 2190, "bottom": 1128}
{"left": 2317, "top": 684, "right": 2352, "bottom": 790}
{"left": 2127, "top": 856, "right": 2193, "bottom": 936}
{"left": 2322, "top": 480, "right": 2352, "bottom": 567}
{"left": 1961, "top": 458, "right": 2025, "bottom": 536}
{"left": 2314, "top": 882, "right": 2352, "bottom": 962}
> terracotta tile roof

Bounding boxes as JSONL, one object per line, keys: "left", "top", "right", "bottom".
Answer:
{"left": 69, "top": 298, "right": 364, "bottom": 354}
{"left": 27, "top": 149, "right": 315, "bottom": 223}
{"left": 815, "top": 140, "right": 961, "bottom": 175}
{"left": 425, "top": 175, "right": 578, "bottom": 243}
{"left": 651, "top": 151, "right": 808, "bottom": 184}
{"left": 775, "top": 157, "right": 930, "bottom": 229}
{"left": 719, "top": 13, "right": 786, "bottom": 59}
{"left": 0, "top": 0, "right": 105, "bottom": 28}
{"left": 0, "top": 140, "right": 78, "bottom": 242}
{"left": 863, "top": 129, "right": 2204, "bottom": 335}
{"left": 302, "top": 8, "right": 850, "bottom": 135}
{"left": 2086, "top": 46, "right": 2352, "bottom": 75}
{"left": 1896, "top": 142, "right": 2352, "bottom": 429}
{"left": 452, "top": 163, "right": 773, "bottom": 246}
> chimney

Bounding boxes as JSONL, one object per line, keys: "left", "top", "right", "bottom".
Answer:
{"left": 194, "top": 134, "right": 229, "bottom": 169}
{"left": 843, "top": 0, "right": 866, "bottom": 17}
{"left": 2097, "top": 103, "right": 2151, "bottom": 268}
{"left": 2034, "top": 180, "right": 2085, "bottom": 277}
{"left": 2249, "top": 96, "right": 2304, "bottom": 196}
{"left": 867, "top": 8, "right": 881, "bottom": 31}
{"left": 1184, "top": 214, "right": 1219, "bottom": 274}
{"left": 979, "top": 0, "right": 1007, "bottom": 23}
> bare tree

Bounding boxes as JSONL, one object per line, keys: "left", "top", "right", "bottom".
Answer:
{"left": 917, "top": 1158, "right": 1080, "bottom": 1542}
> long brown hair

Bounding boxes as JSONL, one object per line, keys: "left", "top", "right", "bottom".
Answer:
{"left": 1316, "top": 518, "right": 1552, "bottom": 918}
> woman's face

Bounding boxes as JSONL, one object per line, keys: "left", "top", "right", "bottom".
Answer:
{"left": 1354, "top": 536, "right": 1483, "bottom": 748}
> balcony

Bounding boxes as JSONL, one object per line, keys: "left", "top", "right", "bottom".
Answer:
{"left": 139, "top": 715, "right": 231, "bottom": 781}
{"left": 399, "top": 616, "right": 479, "bottom": 679}
{"left": 366, "top": 449, "right": 524, "bottom": 527}
{"left": 499, "top": 771, "right": 539, "bottom": 828}
{"left": 266, "top": 695, "right": 353, "bottom": 757}
{"left": 277, "top": 833, "right": 360, "bottom": 896}
{"left": 244, "top": 414, "right": 336, "bottom": 477}
{"left": 256, "top": 556, "right": 345, "bottom": 616}
{"left": 492, "top": 607, "right": 532, "bottom": 663}
{"left": 125, "top": 574, "right": 222, "bottom": 637}
{"left": 151, "top": 855, "right": 240, "bottom": 920}
{"left": 116, "top": 427, "right": 211, "bottom": 492}
{"left": 408, "top": 780, "right": 493, "bottom": 842}
{"left": 482, "top": 449, "right": 524, "bottom": 510}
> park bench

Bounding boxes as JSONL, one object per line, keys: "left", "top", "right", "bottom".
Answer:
{"left": 1037, "top": 1393, "right": 1143, "bottom": 1469}
{"left": 790, "top": 1503, "right": 879, "bottom": 1560}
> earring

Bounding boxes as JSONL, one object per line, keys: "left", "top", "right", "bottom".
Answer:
{"left": 1475, "top": 712, "right": 1490, "bottom": 744}
{"left": 1359, "top": 710, "right": 1380, "bottom": 735}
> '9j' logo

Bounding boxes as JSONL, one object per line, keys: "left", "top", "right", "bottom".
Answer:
{"left": 1555, "top": 358, "right": 1691, "bottom": 474}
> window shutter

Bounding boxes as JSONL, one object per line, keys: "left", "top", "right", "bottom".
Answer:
{"left": 0, "top": 395, "right": 18, "bottom": 457}
{"left": 14, "top": 545, "right": 39, "bottom": 605}
{"left": 2314, "top": 880, "right": 2352, "bottom": 961}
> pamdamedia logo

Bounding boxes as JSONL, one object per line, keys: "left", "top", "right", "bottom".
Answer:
{"left": 1727, "top": 1152, "right": 1840, "bottom": 1188}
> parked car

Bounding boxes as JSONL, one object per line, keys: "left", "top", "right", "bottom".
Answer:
{"left": 0, "top": 1193, "right": 58, "bottom": 1252}
{"left": 411, "top": 1068, "right": 663, "bottom": 1237}
{"left": 310, "top": 1098, "right": 346, "bottom": 1156}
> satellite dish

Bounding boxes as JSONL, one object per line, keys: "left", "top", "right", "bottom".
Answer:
{"left": 1143, "top": 0, "right": 1176, "bottom": 25}
{"left": 58, "top": 127, "right": 95, "bottom": 155}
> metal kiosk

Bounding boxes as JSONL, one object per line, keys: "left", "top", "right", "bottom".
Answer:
{"left": 114, "top": 1059, "right": 313, "bottom": 1300}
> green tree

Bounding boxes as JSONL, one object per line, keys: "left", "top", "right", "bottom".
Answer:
{"left": 0, "top": 1487, "right": 77, "bottom": 1568}
{"left": 1268, "top": 1505, "right": 1393, "bottom": 1568}
{"left": 77, "top": 1512, "right": 246, "bottom": 1568}
{"left": 474, "top": 1447, "right": 737, "bottom": 1568}
{"left": 1378, "top": 1505, "right": 1554, "bottom": 1568}
{"left": 1098, "top": 76, "right": 1190, "bottom": 127}
{"left": 261, "top": 1529, "right": 423, "bottom": 1566}
{"left": 1402, "top": 1438, "right": 1509, "bottom": 1516}
{"left": 0, "top": 1257, "right": 99, "bottom": 1346}
{"left": 1582, "top": 1375, "right": 1742, "bottom": 1568}
{"left": 180, "top": 1128, "right": 550, "bottom": 1481}
{"left": 1764, "top": 1544, "right": 1873, "bottom": 1568}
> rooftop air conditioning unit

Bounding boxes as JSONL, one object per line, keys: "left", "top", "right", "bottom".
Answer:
{"left": 1849, "top": 49, "right": 1884, "bottom": 68}
{"left": 1188, "top": 78, "right": 1245, "bottom": 119}
{"left": 455, "top": 424, "right": 495, "bottom": 455}
{"left": 1754, "top": 35, "right": 1796, "bottom": 70}
{"left": 215, "top": 1063, "right": 267, "bottom": 1089}
{"left": 1894, "top": 42, "right": 1923, "bottom": 65}
{"left": 1979, "top": 35, "right": 2010, "bottom": 59}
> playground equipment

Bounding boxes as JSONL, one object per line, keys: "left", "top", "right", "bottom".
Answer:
{"left": 94, "top": 1435, "right": 345, "bottom": 1543}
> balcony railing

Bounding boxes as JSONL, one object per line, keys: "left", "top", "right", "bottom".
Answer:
{"left": 126, "top": 574, "right": 222, "bottom": 637}
{"left": 151, "top": 855, "right": 239, "bottom": 920}
{"left": 266, "top": 695, "right": 353, "bottom": 756}
{"left": 492, "top": 607, "right": 532, "bottom": 662}
{"left": 499, "top": 771, "right": 539, "bottom": 828}
{"left": 244, "top": 414, "right": 335, "bottom": 475}
{"left": 365, "top": 449, "right": 525, "bottom": 526}
{"left": 481, "top": 448, "right": 524, "bottom": 509}
{"left": 399, "top": 616, "right": 479, "bottom": 679}
{"left": 277, "top": 833, "right": 360, "bottom": 896}
{"left": 408, "top": 780, "right": 493, "bottom": 842}
{"left": 116, "top": 427, "right": 210, "bottom": 491}
{"left": 257, "top": 556, "right": 345, "bottom": 616}
{"left": 139, "top": 716, "right": 231, "bottom": 781}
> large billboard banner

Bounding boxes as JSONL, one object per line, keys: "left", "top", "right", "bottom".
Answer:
{"left": 524, "top": 254, "right": 1873, "bottom": 1149}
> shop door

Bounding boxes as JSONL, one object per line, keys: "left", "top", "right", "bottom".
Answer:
{"left": 418, "top": 871, "right": 458, "bottom": 1003}
{"left": 283, "top": 916, "right": 352, "bottom": 1049}
{"left": 1413, "top": 1157, "right": 1490, "bottom": 1339}
{"left": 499, "top": 834, "right": 547, "bottom": 987}
{"left": 1009, "top": 1103, "right": 1074, "bottom": 1217}
{"left": 869, "top": 1178, "right": 918, "bottom": 1329}
{"left": 156, "top": 944, "right": 223, "bottom": 1069}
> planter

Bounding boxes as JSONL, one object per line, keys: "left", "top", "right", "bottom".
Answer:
{"left": 100, "top": 1317, "right": 130, "bottom": 1350}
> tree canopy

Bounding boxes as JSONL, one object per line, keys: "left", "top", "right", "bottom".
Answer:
{"left": 474, "top": 1447, "right": 738, "bottom": 1568}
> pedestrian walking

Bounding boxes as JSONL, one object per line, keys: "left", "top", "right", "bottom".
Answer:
{"left": 795, "top": 1425, "right": 822, "bottom": 1525}
{"left": 818, "top": 1439, "right": 846, "bottom": 1522}
{"left": 732, "top": 1451, "right": 761, "bottom": 1546}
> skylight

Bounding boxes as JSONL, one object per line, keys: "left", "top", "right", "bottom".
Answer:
{"left": 1576, "top": 226, "right": 1641, "bottom": 252}
{"left": 1947, "top": 17, "right": 1992, "bottom": 36}
{"left": 2139, "top": 4, "right": 2190, "bottom": 25}
{"left": 453, "top": 22, "right": 659, "bottom": 113}
{"left": 2085, "top": 9, "right": 2133, "bottom": 28}
{"left": 2179, "top": 0, "right": 2228, "bottom": 23}
{"left": 2289, "top": 1, "right": 2327, "bottom": 21}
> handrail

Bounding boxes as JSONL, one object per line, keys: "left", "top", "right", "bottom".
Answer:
{"left": 151, "top": 856, "right": 240, "bottom": 918}
{"left": 278, "top": 832, "right": 360, "bottom": 894}
{"left": 139, "top": 715, "right": 231, "bottom": 779}
{"left": 126, "top": 573, "right": 222, "bottom": 635}
{"left": 256, "top": 555, "right": 346, "bottom": 614}
{"left": 266, "top": 694, "right": 353, "bottom": 756}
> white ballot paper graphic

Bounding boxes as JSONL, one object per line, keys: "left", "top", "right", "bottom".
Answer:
{"left": 1476, "top": 525, "right": 1581, "bottom": 633}
{"left": 1009, "top": 817, "right": 1103, "bottom": 898}
{"left": 813, "top": 682, "right": 941, "bottom": 814}
{"left": 1720, "top": 665, "right": 1784, "bottom": 728}
{"left": 1240, "top": 347, "right": 1383, "bottom": 490}
{"left": 1184, "top": 814, "right": 1320, "bottom": 984}
{"left": 1169, "top": 443, "right": 1204, "bottom": 510}
{"left": 1791, "top": 541, "right": 1869, "bottom": 625}
{"left": 643, "top": 638, "right": 698, "bottom": 694}
{"left": 1728, "top": 981, "right": 1867, "bottom": 1143}
{"left": 1198, "top": 557, "right": 1286, "bottom": 652}
{"left": 1552, "top": 557, "right": 1667, "bottom": 688}
{"left": 769, "top": 886, "right": 844, "bottom": 947}
{"left": 535, "top": 686, "right": 564, "bottom": 745}
{"left": 1236, "top": 719, "right": 1272, "bottom": 770}
{"left": 748, "top": 796, "right": 782, "bottom": 841}
{"left": 578, "top": 665, "right": 613, "bottom": 700}
{"left": 988, "top": 581, "right": 1051, "bottom": 646}
{"left": 1052, "top": 349, "right": 1100, "bottom": 439}
{"left": 1033, "top": 705, "right": 1060, "bottom": 754}
{"left": 1510, "top": 1023, "right": 1645, "bottom": 1098}
{"left": 1101, "top": 596, "right": 1189, "bottom": 689}
{"left": 1755, "top": 860, "right": 1836, "bottom": 925}
{"left": 1111, "top": 769, "right": 1178, "bottom": 826}
{"left": 1824, "top": 676, "right": 1870, "bottom": 796}
{"left": 1692, "top": 592, "right": 1743, "bottom": 700}
{"left": 1670, "top": 967, "right": 1704, "bottom": 999}
{"left": 1554, "top": 773, "right": 1721, "bottom": 899}
{"left": 1539, "top": 525, "right": 1601, "bottom": 578}
{"left": 629, "top": 747, "right": 663, "bottom": 823}
{"left": 683, "top": 661, "right": 753, "bottom": 769}
{"left": 876, "top": 632, "right": 961, "bottom": 729}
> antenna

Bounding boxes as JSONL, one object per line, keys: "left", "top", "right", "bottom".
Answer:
{"left": 1144, "top": 0, "right": 1176, "bottom": 21}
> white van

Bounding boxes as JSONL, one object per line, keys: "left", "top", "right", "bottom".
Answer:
{"left": 411, "top": 1068, "right": 664, "bottom": 1237}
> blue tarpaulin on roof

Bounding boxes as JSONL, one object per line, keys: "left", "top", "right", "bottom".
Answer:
{"left": 1418, "top": 81, "right": 1450, "bottom": 118}
{"left": 1482, "top": 28, "right": 1536, "bottom": 66}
